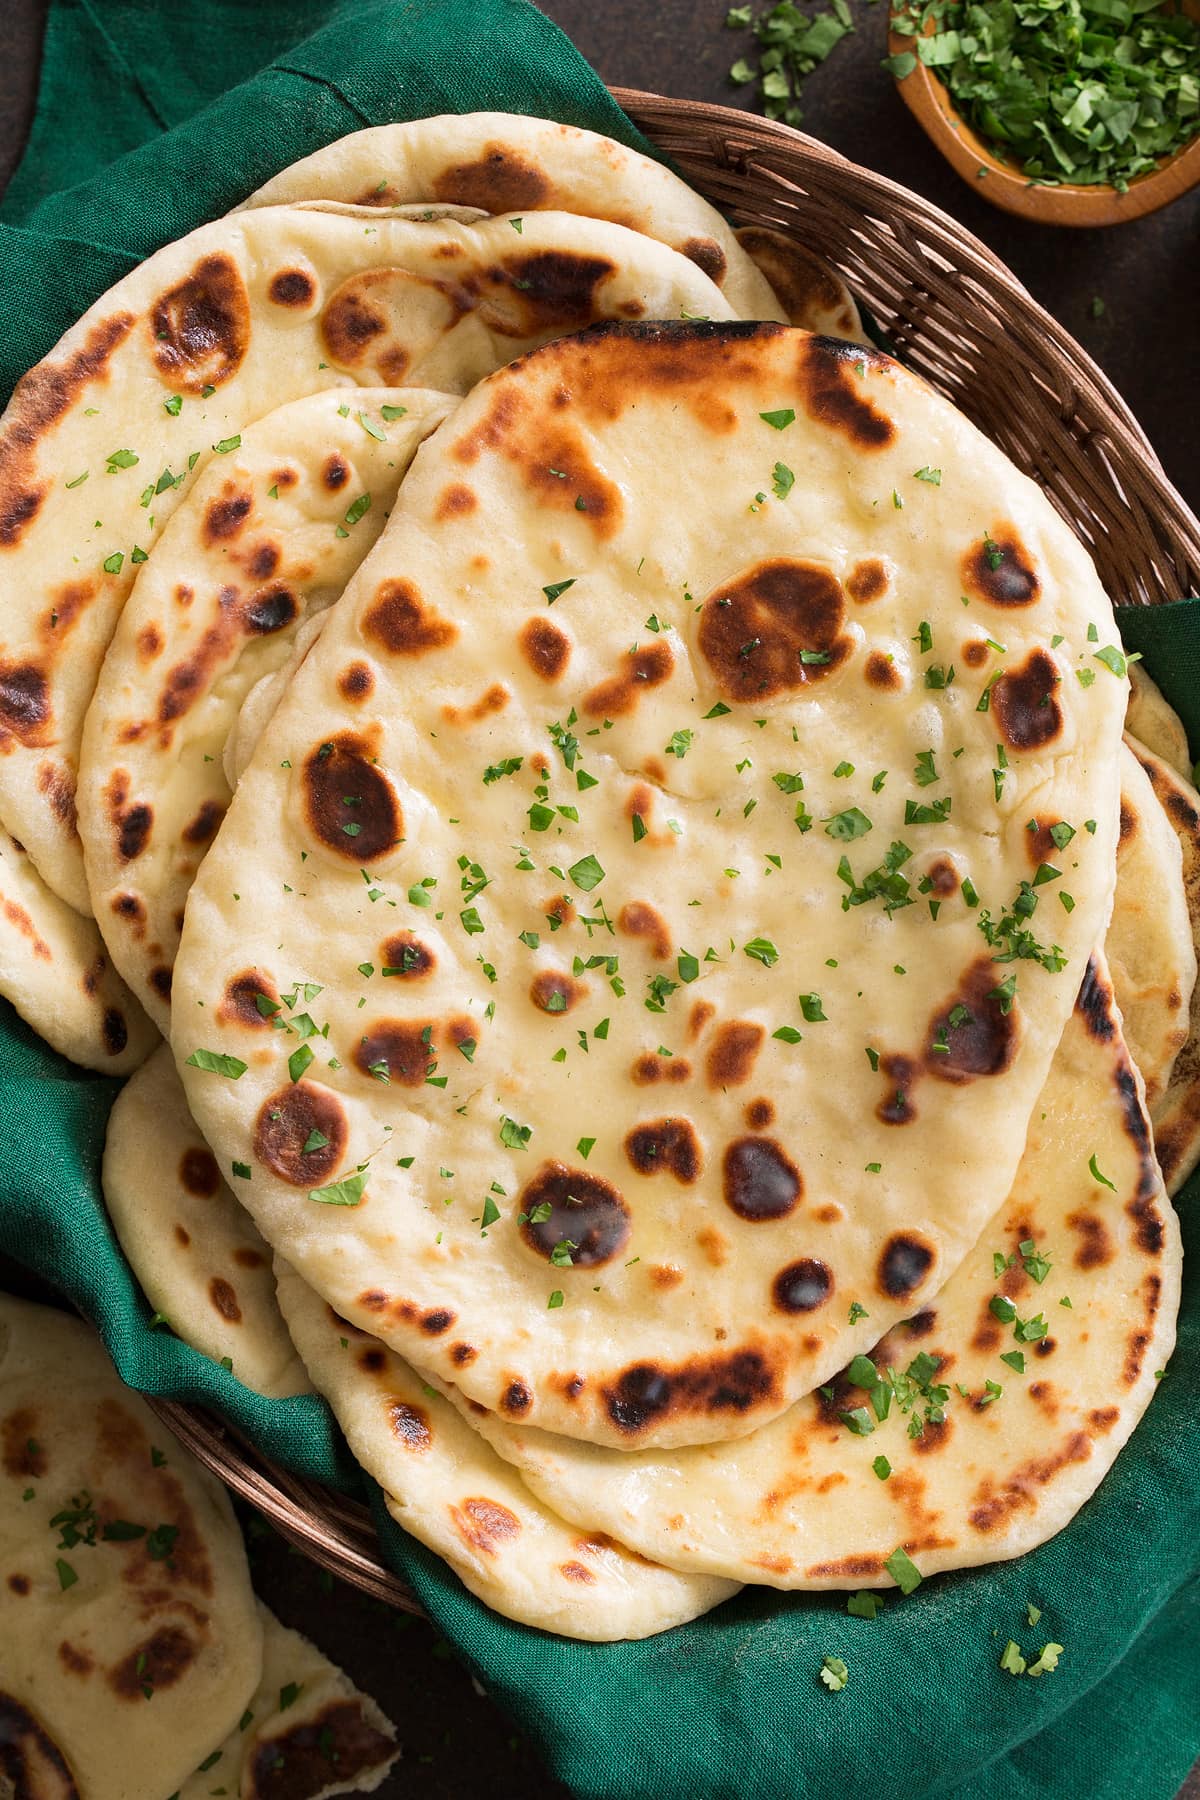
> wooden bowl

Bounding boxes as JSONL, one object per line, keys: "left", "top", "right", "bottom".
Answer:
{"left": 889, "top": 2, "right": 1200, "bottom": 225}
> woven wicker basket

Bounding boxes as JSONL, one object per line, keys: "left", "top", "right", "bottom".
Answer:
{"left": 146, "top": 88, "right": 1200, "bottom": 1616}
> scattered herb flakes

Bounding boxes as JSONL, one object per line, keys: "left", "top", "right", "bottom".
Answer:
{"left": 772, "top": 461, "right": 795, "bottom": 499}
{"left": 725, "top": 0, "right": 855, "bottom": 125}
{"left": 569, "top": 853, "right": 605, "bottom": 892}
{"left": 819, "top": 1655, "right": 849, "bottom": 1692}
{"left": 914, "top": 465, "right": 942, "bottom": 484}
{"left": 543, "top": 578, "right": 576, "bottom": 604}
{"left": 872, "top": 1454, "right": 892, "bottom": 1481}
{"left": 743, "top": 936, "right": 780, "bottom": 967}
{"left": 760, "top": 407, "right": 796, "bottom": 429}
{"left": 212, "top": 435, "right": 241, "bottom": 455}
{"left": 1000, "top": 1640, "right": 1028, "bottom": 1676}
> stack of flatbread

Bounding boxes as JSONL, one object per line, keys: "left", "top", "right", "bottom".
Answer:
{"left": 0, "top": 112, "right": 1187, "bottom": 1670}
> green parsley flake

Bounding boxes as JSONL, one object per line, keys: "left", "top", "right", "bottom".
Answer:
{"left": 309, "top": 1171, "right": 367, "bottom": 1207}
{"left": 186, "top": 1048, "right": 247, "bottom": 1080}
{"left": 212, "top": 436, "right": 241, "bottom": 455}
{"left": 824, "top": 807, "right": 872, "bottom": 842}
{"left": 847, "top": 1591, "right": 884, "bottom": 1620}
{"left": 543, "top": 578, "right": 576, "bottom": 604}
{"left": 772, "top": 462, "right": 795, "bottom": 499}
{"left": 1088, "top": 1153, "right": 1117, "bottom": 1192}
{"left": 884, "top": 1546, "right": 922, "bottom": 1594}
{"left": 819, "top": 1656, "right": 848, "bottom": 1692}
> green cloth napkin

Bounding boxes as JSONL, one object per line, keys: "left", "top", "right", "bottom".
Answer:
{"left": 1, "top": 6, "right": 1197, "bottom": 1795}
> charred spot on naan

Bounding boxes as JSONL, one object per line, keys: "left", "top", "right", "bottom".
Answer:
{"left": 518, "top": 1162, "right": 631, "bottom": 1267}
{"left": 519, "top": 616, "right": 570, "bottom": 680}
{"left": 967, "top": 1429, "right": 1092, "bottom": 1533}
{"left": 254, "top": 1083, "right": 348, "bottom": 1186}
{"left": 248, "top": 1699, "right": 396, "bottom": 1800}
{"left": 631, "top": 1052, "right": 691, "bottom": 1085}
{"left": 362, "top": 577, "right": 457, "bottom": 656}
{"left": 877, "top": 1232, "right": 936, "bottom": 1300}
{"left": 451, "top": 1496, "right": 522, "bottom": 1555}
{"left": 876, "top": 1051, "right": 919, "bottom": 1124}
{"left": 0, "top": 662, "right": 52, "bottom": 748}
{"left": 926, "top": 957, "right": 1019, "bottom": 1082}
{"left": 0, "top": 312, "right": 133, "bottom": 551}
{"left": 529, "top": 968, "right": 587, "bottom": 1014}
{"left": 583, "top": 641, "right": 673, "bottom": 716}
{"left": 267, "top": 267, "right": 318, "bottom": 309}
{"left": 723, "top": 1136, "right": 801, "bottom": 1220}
{"left": 202, "top": 485, "right": 253, "bottom": 543}
{"left": 432, "top": 144, "right": 552, "bottom": 212}
{"left": 242, "top": 584, "right": 298, "bottom": 636}
{"left": 502, "top": 1379, "right": 533, "bottom": 1415}
{"left": 961, "top": 526, "right": 1041, "bottom": 607}
{"left": 625, "top": 1117, "right": 702, "bottom": 1183}
{"left": 796, "top": 335, "right": 894, "bottom": 448}
{"left": 603, "top": 1343, "right": 783, "bottom": 1434}
{"left": 1066, "top": 1209, "right": 1115, "bottom": 1269}
{"left": 301, "top": 732, "right": 402, "bottom": 861}
{"left": 150, "top": 253, "right": 250, "bottom": 393}
{"left": 617, "top": 900, "right": 671, "bottom": 960}
{"left": 698, "top": 559, "right": 851, "bottom": 701}
{"left": 0, "top": 1692, "right": 80, "bottom": 1797}
{"left": 208, "top": 1278, "right": 242, "bottom": 1323}
{"left": 354, "top": 1020, "right": 437, "bottom": 1087}
{"left": 706, "top": 1021, "right": 765, "bottom": 1089}
{"left": 464, "top": 249, "right": 624, "bottom": 339}
{"left": 387, "top": 1400, "right": 431, "bottom": 1450}
{"left": 104, "top": 769, "right": 153, "bottom": 862}
{"left": 1077, "top": 955, "right": 1117, "bottom": 1041}
{"left": 218, "top": 969, "right": 281, "bottom": 1028}
{"left": 320, "top": 268, "right": 461, "bottom": 382}
{"left": 337, "top": 661, "right": 376, "bottom": 704}
{"left": 179, "top": 1146, "right": 220, "bottom": 1197}
{"left": 772, "top": 1258, "right": 833, "bottom": 1313}
{"left": 991, "top": 649, "right": 1064, "bottom": 751}
{"left": 864, "top": 650, "right": 902, "bottom": 691}
{"left": 1, "top": 1407, "right": 47, "bottom": 1478}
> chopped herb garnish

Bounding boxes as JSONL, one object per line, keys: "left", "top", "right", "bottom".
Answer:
{"left": 309, "top": 1172, "right": 367, "bottom": 1207}
{"left": 884, "top": 1547, "right": 922, "bottom": 1594}
{"left": 543, "top": 578, "right": 576, "bottom": 604}
{"left": 1088, "top": 1153, "right": 1116, "bottom": 1192}
{"left": 824, "top": 807, "right": 872, "bottom": 842}
{"left": 186, "top": 1049, "right": 247, "bottom": 1080}
{"left": 820, "top": 1656, "right": 849, "bottom": 1692}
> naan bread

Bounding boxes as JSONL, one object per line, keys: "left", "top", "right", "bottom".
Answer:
{"left": 1126, "top": 662, "right": 1191, "bottom": 779}
{"left": 0, "top": 206, "right": 734, "bottom": 913}
{"left": 173, "top": 322, "right": 1127, "bottom": 1452}
{"left": 0, "top": 1294, "right": 261, "bottom": 1800}
{"left": 102, "top": 1046, "right": 312, "bottom": 1397}
{"left": 238, "top": 112, "right": 785, "bottom": 322}
{"left": 274, "top": 1259, "right": 738, "bottom": 1639}
{"left": 733, "top": 227, "right": 868, "bottom": 342}
{"left": 179, "top": 1602, "right": 398, "bottom": 1800}
{"left": 79, "top": 388, "right": 456, "bottom": 1031}
{"left": 0, "top": 826, "right": 156, "bottom": 1072}
{"left": 1107, "top": 741, "right": 1195, "bottom": 1108}
{"left": 1129, "top": 736, "right": 1200, "bottom": 1194}
{"left": 424, "top": 957, "right": 1179, "bottom": 1587}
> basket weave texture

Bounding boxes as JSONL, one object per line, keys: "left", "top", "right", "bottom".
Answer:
{"left": 148, "top": 89, "right": 1200, "bottom": 1613}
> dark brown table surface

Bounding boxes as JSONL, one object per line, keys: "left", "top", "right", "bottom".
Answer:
{"left": 1, "top": 4, "right": 1197, "bottom": 1797}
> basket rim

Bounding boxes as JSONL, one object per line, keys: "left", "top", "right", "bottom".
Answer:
{"left": 146, "top": 87, "right": 1200, "bottom": 1615}
{"left": 613, "top": 85, "right": 1200, "bottom": 549}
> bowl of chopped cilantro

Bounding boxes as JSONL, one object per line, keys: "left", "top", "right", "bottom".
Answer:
{"left": 887, "top": 0, "right": 1200, "bottom": 223}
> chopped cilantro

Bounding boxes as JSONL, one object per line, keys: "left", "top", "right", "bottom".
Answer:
{"left": 309, "top": 1172, "right": 368, "bottom": 1206}
{"left": 186, "top": 1049, "right": 247, "bottom": 1080}
{"left": 884, "top": 1547, "right": 922, "bottom": 1594}
{"left": 819, "top": 1656, "right": 848, "bottom": 1692}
